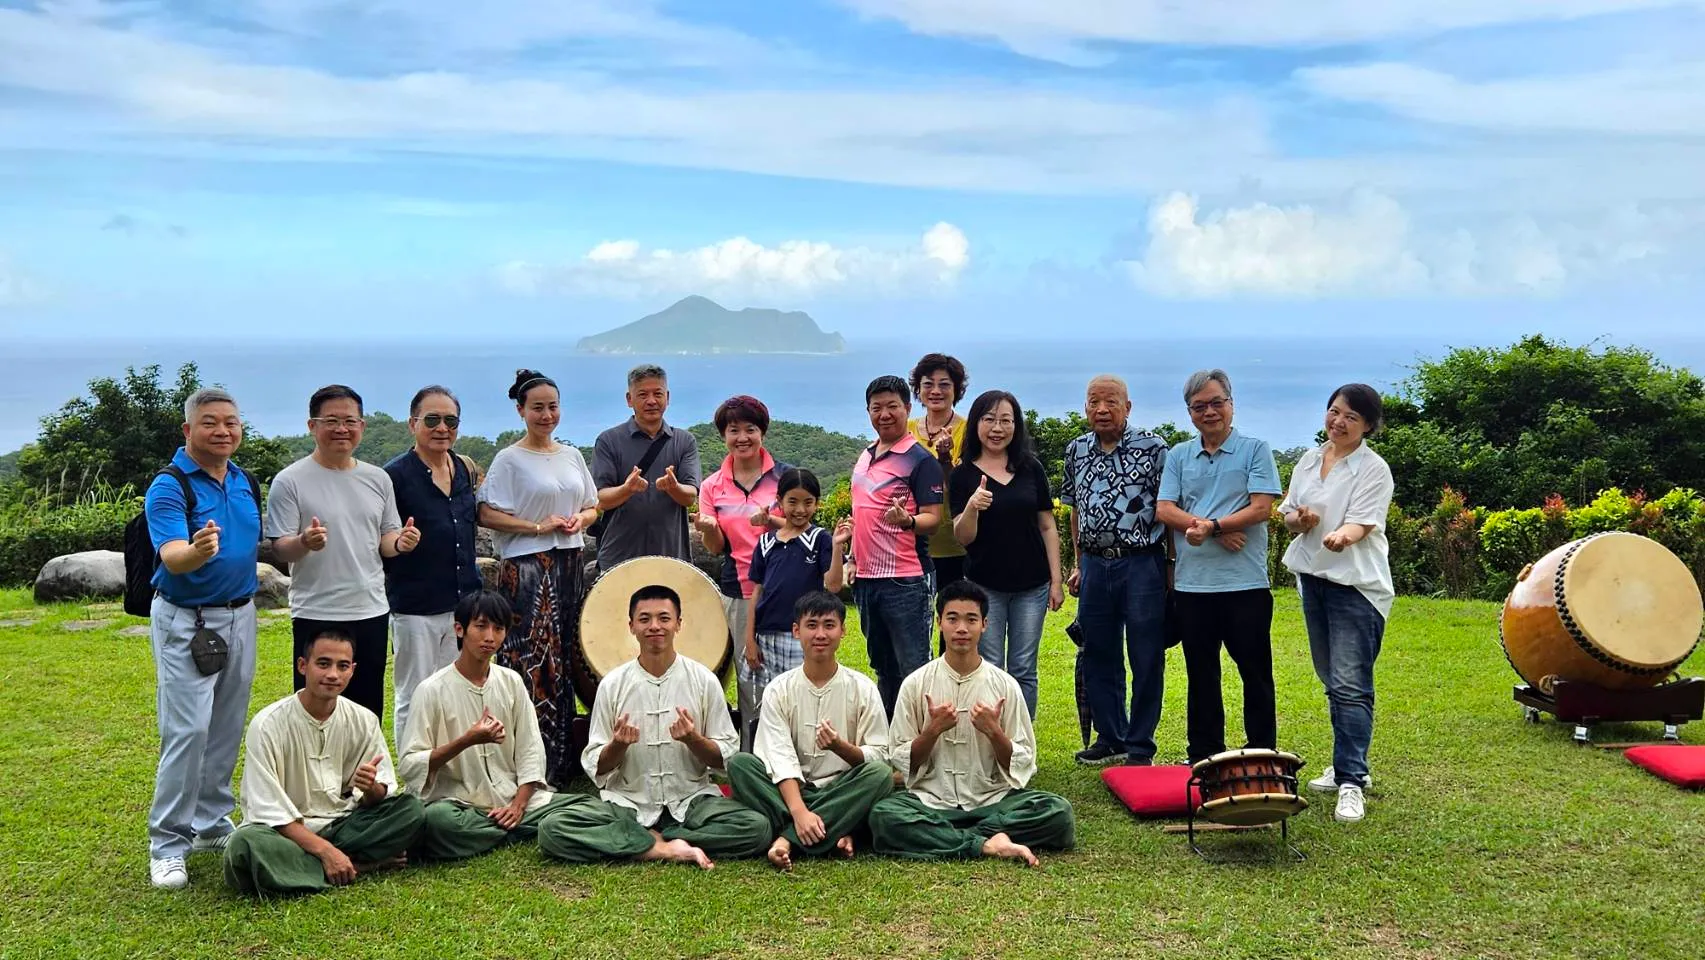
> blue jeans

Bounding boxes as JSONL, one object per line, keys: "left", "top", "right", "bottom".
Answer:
{"left": 978, "top": 581, "right": 1050, "bottom": 719}
{"left": 1078, "top": 552, "right": 1169, "bottom": 761}
{"left": 1298, "top": 574, "right": 1385, "bottom": 788}
{"left": 854, "top": 575, "right": 934, "bottom": 717}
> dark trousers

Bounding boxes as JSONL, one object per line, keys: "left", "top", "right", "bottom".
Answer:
{"left": 1175, "top": 589, "right": 1277, "bottom": 762}
{"left": 1078, "top": 552, "right": 1169, "bottom": 761}
{"left": 292, "top": 614, "right": 390, "bottom": 723}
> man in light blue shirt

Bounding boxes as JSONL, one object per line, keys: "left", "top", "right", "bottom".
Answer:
{"left": 1156, "top": 370, "right": 1283, "bottom": 765}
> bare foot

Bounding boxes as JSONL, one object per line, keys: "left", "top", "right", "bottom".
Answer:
{"left": 352, "top": 854, "right": 409, "bottom": 875}
{"left": 767, "top": 837, "right": 793, "bottom": 872}
{"left": 980, "top": 833, "right": 1038, "bottom": 868}
{"left": 834, "top": 836, "right": 855, "bottom": 859}
{"left": 640, "top": 838, "right": 715, "bottom": 870}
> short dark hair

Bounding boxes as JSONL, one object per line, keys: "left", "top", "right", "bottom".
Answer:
{"left": 777, "top": 467, "right": 821, "bottom": 501}
{"left": 714, "top": 395, "right": 770, "bottom": 434}
{"left": 410, "top": 384, "right": 460, "bottom": 417}
{"left": 454, "top": 589, "right": 513, "bottom": 633}
{"left": 935, "top": 578, "right": 989, "bottom": 617}
{"left": 909, "top": 353, "right": 969, "bottom": 405}
{"left": 508, "top": 368, "right": 557, "bottom": 404}
{"left": 309, "top": 385, "right": 363, "bottom": 418}
{"left": 1328, "top": 383, "right": 1385, "bottom": 437}
{"left": 865, "top": 375, "right": 911, "bottom": 406}
{"left": 960, "top": 389, "right": 1032, "bottom": 472}
{"left": 300, "top": 630, "right": 355, "bottom": 660}
{"left": 793, "top": 590, "right": 846, "bottom": 625}
{"left": 629, "top": 583, "right": 682, "bottom": 618}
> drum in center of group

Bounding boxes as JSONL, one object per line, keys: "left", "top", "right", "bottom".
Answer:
{"left": 573, "top": 556, "right": 734, "bottom": 709}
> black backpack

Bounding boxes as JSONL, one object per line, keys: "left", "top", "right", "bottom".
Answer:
{"left": 123, "top": 464, "right": 262, "bottom": 617}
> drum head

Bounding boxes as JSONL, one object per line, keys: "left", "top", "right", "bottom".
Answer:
{"left": 577, "top": 557, "right": 731, "bottom": 684}
{"left": 1197, "top": 793, "right": 1309, "bottom": 826}
{"left": 1563, "top": 533, "right": 1703, "bottom": 669}
{"left": 1192, "top": 748, "right": 1304, "bottom": 773}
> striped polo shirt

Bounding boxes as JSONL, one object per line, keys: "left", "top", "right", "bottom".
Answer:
{"left": 698, "top": 450, "right": 788, "bottom": 598}
{"left": 850, "top": 433, "right": 945, "bottom": 579}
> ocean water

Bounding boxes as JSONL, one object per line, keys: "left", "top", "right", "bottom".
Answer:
{"left": 4, "top": 336, "right": 1703, "bottom": 456}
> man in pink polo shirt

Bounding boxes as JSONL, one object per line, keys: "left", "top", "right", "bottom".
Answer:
{"left": 693, "top": 395, "right": 788, "bottom": 749}
{"left": 848, "top": 375, "right": 946, "bottom": 717}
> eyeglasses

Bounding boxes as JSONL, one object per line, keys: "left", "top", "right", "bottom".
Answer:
{"left": 1188, "top": 397, "right": 1231, "bottom": 415}
{"left": 979, "top": 416, "right": 1016, "bottom": 428}
{"left": 416, "top": 414, "right": 461, "bottom": 429}
{"left": 311, "top": 417, "right": 365, "bottom": 430}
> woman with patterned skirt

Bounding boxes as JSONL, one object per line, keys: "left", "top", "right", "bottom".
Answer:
{"left": 477, "top": 369, "right": 600, "bottom": 785}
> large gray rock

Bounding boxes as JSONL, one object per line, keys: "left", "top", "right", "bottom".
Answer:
{"left": 256, "top": 564, "right": 291, "bottom": 610}
{"left": 476, "top": 527, "right": 496, "bottom": 560}
{"left": 478, "top": 556, "right": 501, "bottom": 591}
{"left": 34, "top": 551, "right": 126, "bottom": 604}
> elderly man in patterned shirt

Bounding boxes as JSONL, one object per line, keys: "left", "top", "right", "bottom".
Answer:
{"left": 1060, "top": 375, "right": 1171, "bottom": 767}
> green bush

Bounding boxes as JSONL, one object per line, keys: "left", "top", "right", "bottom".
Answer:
{"left": 0, "top": 494, "right": 141, "bottom": 586}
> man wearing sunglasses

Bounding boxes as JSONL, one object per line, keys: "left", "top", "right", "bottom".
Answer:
{"left": 267, "top": 384, "right": 418, "bottom": 724}
{"left": 384, "top": 386, "right": 485, "bottom": 744}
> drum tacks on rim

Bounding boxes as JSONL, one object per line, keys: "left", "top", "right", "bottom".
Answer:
{"left": 1185, "top": 748, "right": 1308, "bottom": 861}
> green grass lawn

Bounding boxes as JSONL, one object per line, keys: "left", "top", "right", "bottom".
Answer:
{"left": 1, "top": 588, "right": 1700, "bottom": 960}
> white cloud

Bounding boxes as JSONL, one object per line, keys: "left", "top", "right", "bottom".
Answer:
{"left": 836, "top": 1, "right": 1698, "bottom": 64}
{"left": 498, "top": 223, "right": 970, "bottom": 300}
{"left": 1299, "top": 62, "right": 1705, "bottom": 136}
{"left": 0, "top": 254, "right": 47, "bottom": 306}
{"left": 1124, "top": 192, "right": 1702, "bottom": 299}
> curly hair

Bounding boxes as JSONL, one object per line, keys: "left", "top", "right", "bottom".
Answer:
{"left": 909, "top": 353, "right": 968, "bottom": 405}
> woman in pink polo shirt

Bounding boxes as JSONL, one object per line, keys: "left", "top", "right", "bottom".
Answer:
{"left": 693, "top": 395, "right": 787, "bottom": 750}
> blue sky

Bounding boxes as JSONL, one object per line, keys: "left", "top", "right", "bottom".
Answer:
{"left": 1, "top": 0, "right": 1703, "bottom": 341}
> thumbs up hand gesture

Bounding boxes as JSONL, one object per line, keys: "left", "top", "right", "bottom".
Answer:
{"left": 749, "top": 502, "right": 775, "bottom": 528}
{"left": 351, "top": 754, "right": 384, "bottom": 795}
{"left": 396, "top": 517, "right": 421, "bottom": 553}
{"left": 967, "top": 475, "right": 993, "bottom": 512}
{"left": 190, "top": 519, "right": 221, "bottom": 559}
{"left": 1185, "top": 517, "right": 1213, "bottom": 547}
{"left": 970, "top": 697, "right": 1006, "bottom": 738}
{"left": 303, "top": 516, "right": 329, "bottom": 551}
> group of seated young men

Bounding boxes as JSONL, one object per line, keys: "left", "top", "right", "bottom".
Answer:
{"left": 223, "top": 579, "right": 1076, "bottom": 894}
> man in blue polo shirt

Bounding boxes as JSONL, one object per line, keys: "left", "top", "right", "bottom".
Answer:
{"left": 143, "top": 387, "right": 264, "bottom": 890}
{"left": 1156, "top": 370, "right": 1283, "bottom": 765}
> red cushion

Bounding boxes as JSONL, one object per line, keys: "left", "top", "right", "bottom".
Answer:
{"left": 1625, "top": 745, "right": 1705, "bottom": 789}
{"left": 719, "top": 783, "right": 733, "bottom": 798}
{"left": 1102, "top": 765, "right": 1202, "bottom": 817}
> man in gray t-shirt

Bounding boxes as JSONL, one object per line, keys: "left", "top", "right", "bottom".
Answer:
{"left": 592, "top": 364, "right": 701, "bottom": 574}
{"left": 265, "top": 385, "right": 418, "bottom": 723}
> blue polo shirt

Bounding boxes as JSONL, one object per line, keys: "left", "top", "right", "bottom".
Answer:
{"left": 746, "top": 526, "right": 834, "bottom": 634}
{"left": 383, "top": 450, "right": 482, "bottom": 616}
{"left": 1157, "top": 429, "right": 1282, "bottom": 593}
{"left": 146, "top": 448, "right": 262, "bottom": 607}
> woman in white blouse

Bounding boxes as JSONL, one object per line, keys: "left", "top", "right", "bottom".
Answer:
{"left": 1278, "top": 383, "right": 1394, "bottom": 826}
{"left": 477, "top": 369, "right": 600, "bottom": 787}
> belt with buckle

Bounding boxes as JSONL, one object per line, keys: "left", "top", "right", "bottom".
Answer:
{"left": 163, "top": 595, "right": 252, "bottom": 610}
{"left": 1082, "top": 543, "right": 1163, "bottom": 560}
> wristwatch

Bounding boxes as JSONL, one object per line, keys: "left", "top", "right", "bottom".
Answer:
{"left": 1210, "top": 519, "right": 1222, "bottom": 537}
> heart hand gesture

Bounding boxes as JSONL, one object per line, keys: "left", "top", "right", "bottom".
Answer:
{"left": 624, "top": 466, "right": 648, "bottom": 495}
{"left": 656, "top": 466, "right": 681, "bottom": 495}
{"left": 668, "top": 706, "right": 698, "bottom": 743}
{"left": 468, "top": 708, "right": 505, "bottom": 745}
{"left": 191, "top": 519, "right": 221, "bottom": 559}
{"left": 882, "top": 495, "right": 910, "bottom": 528}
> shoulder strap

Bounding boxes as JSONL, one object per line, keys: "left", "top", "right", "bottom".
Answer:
{"left": 634, "top": 430, "right": 673, "bottom": 476}
{"left": 456, "top": 453, "right": 484, "bottom": 489}
{"left": 160, "top": 464, "right": 196, "bottom": 538}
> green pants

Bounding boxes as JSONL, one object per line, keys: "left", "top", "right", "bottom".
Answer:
{"left": 726, "top": 753, "right": 894, "bottom": 857}
{"left": 415, "top": 793, "right": 592, "bottom": 862}
{"left": 868, "top": 789, "right": 1076, "bottom": 861}
{"left": 537, "top": 793, "right": 770, "bottom": 864}
{"left": 223, "top": 795, "right": 426, "bottom": 896}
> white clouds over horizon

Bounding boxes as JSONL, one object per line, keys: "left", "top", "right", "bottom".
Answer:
{"left": 1126, "top": 192, "right": 1699, "bottom": 299}
{"left": 496, "top": 223, "right": 970, "bottom": 301}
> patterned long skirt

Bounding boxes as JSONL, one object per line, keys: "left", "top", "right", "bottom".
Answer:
{"left": 496, "top": 548, "right": 583, "bottom": 786}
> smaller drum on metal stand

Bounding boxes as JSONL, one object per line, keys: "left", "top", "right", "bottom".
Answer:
{"left": 1186, "top": 749, "right": 1309, "bottom": 860}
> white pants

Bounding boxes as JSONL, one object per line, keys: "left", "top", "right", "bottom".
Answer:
{"left": 391, "top": 612, "right": 459, "bottom": 743}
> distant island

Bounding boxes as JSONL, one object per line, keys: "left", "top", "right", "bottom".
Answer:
{"left": 576, "top": 295, "right": 847, "bottom": 355}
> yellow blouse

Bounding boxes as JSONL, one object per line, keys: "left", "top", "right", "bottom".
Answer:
{"left": 908, "top": 415, "right": 967, "bottom": 560}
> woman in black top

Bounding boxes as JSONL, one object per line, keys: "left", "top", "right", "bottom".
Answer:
{"left": 948, "top": 390, "right": 1064, "bottom": 718}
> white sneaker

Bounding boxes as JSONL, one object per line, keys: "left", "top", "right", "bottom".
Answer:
{"left": 1308, "top": 766, "right": 1372, "bottom": 792}
{"left": 1334, "top": 784, "right": 1366, "bottom": 823}
{"left": 191, "top": 832, "right": 231, "bottom": 854}
{"left": 149, "top": 856, "right": 189, "bottom": 889}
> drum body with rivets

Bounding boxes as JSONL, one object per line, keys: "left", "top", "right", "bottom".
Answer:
{"left": 1500, "top": 532, "right": 1701, "bottom": 691}
{"left": 572, "top": 556, "right": 732, "bottom": 708}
